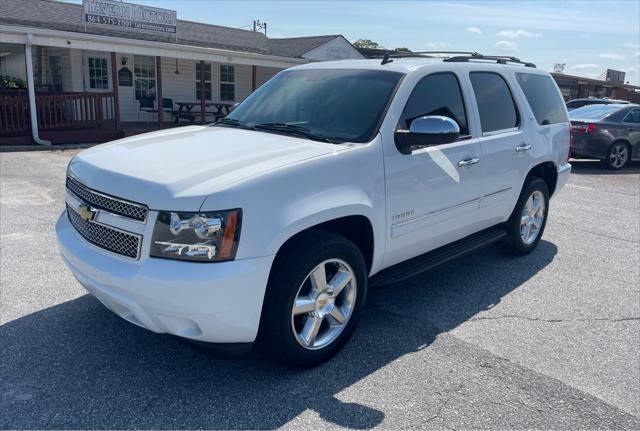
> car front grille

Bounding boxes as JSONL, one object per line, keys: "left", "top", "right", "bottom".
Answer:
{"left": 66, "top": 176, "right": 148, "bottom": 222}
{"left": 67, "top": 203, "right": 141, "bottom": 259}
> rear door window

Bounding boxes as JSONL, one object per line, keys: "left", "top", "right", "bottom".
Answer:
{"left": 398, "top": 72, "right": 469, "bottom": 135}
{"left": 516, "top": 73, "right": 568, "bottom": 125}
{"left": 469, "top": 72, "right": 520, "bottom": 134}
{"left": 623, "top": 109, "right": 640, "bottom": 123}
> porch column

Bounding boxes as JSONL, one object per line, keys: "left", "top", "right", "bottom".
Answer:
{"left": 156, "top": 56, "right": 163, "bottom": 129}
{"left": 252, "top": 65, "right": 257, "bottom": 91}
{"left": 200, "top": 60, "right": 205, "bottom": 124}
{"left": 110, "top": 52, "right": 121, "bottom": 132}
{"left": 24, "top": 34, "right": 50, "bottom": 145}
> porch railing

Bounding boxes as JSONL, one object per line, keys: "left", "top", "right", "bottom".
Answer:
{"left": 0, "top": 90, "right": 30, "bottom": 135}
{"left": 36, "top": 92, "right": 116, "bottom": 130}
{"left": 0, "top": 91, "right": 117, "bottom": 136}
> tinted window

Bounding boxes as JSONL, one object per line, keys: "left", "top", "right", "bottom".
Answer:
{"left": 227, "top": 69, "right": 402, "bottom": 143}
{"left": 470, "top": 72, "right": 519, "bottom": 133}
{"left": 516, "top": 73, "right": 568, "bottom": 125}
{"left": 397, "top": 73, "right": 468, "bottom": 135}
{"left": 569, "top": 105, "right": 621, "bottom": 120}
{"left": 623, "top": 109, "right": 640, "bottom": 123}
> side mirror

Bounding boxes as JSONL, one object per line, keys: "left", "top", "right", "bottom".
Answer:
{"left": 394, "top": 116, "right": 460, "bottom": 154}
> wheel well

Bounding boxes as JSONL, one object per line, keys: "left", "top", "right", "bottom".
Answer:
{"left": 278, "top": 215, "right": 375, "bottom": 272}
{"left": 527, "top": 162, "right": 558, "bottom": 196}
{"left": 610, "top": 139, "right": 632, "bottom": 150}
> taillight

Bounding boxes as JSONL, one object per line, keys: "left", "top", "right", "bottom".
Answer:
{"left": 567, "top": 126, "right": 572, "bottom": 163}
{"left": 572, "top": 123, "right": 597, "bottom": 134}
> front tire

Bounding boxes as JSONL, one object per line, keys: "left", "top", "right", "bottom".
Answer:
{"left": 605, "top": 141, "right": 630, "bottom": 170}
{"left": 258, "top": 231, "right": 368, "bottom": 367}
{"left": 499, "top": 176, "right": 549, "bottom": 256}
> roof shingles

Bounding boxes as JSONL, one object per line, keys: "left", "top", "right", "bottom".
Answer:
{"left": 0, "top": 0, "right": 344, "bottom": 58}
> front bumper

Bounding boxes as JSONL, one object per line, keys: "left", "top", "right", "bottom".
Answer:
{"left": 56, "top": 211, "right": 274, "bottom": 343}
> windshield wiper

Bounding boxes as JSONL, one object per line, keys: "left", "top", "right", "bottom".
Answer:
{"left": 253, "top": 122, "right": 338, "bottom": 144}
{"left": 214, "top": 118, "right": 255, "bottom": 130}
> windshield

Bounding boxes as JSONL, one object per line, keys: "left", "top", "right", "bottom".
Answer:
{"left": 569, "top": 105, "right": 621, "bottom": 120}
{"left": 221, "top": 69, "right": 403, "bottom": 143}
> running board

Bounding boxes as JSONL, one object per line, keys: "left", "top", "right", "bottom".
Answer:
{"left": 370, "top": 224, "right": 507, "bottom": 287}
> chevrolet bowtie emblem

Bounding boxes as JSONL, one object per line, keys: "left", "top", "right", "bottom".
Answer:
{"left": 77, "top": 203, "right": 97, "bottom": 222}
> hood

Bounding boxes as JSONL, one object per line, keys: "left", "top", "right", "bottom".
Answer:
{"left": 68, "top": 125, "right": 342, "bottom": 211}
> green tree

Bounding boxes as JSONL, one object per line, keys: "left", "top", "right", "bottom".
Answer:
{"left": 353, "top": 38, "right": 383, "bottom": 49}
{"left": 394, "top": 47, "right": 411, "bottom": 53}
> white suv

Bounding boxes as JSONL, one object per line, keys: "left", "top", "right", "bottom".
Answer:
{"left": 57, "top": 54, "right": 571, "bottom": 367}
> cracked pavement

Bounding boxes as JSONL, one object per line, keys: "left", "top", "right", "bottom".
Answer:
{"left": 1, "top": 152, "right": 639, "bottom": 429}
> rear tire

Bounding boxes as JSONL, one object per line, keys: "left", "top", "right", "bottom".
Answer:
{"left": 258, "top": 230, "right": 368, "bottom": 367}
{"left": 605, "top": 141, "right": 630, "bottom": 170}
{"left": 498, "top": 176, "right": 549, "bottom": 256}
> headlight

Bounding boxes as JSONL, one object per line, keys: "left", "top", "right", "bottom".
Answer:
{"left": 150, "top": 209, "right": 242, "bottom": 262}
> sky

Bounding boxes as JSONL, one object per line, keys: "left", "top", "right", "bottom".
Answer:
{"left": 69, "top": 0, "right": 640, "bottom": 84}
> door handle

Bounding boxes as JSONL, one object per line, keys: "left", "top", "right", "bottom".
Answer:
{"left": 457, "top": 157, "right": 480, "bottom": 167}
{"left": 516, "top": 144, "right": 532, "bottom": 152}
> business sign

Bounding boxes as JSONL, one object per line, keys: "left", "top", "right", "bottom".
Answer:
{"left": 83, "top": 0, "right": 177, "bottom": 34}
{"left": 605, "top": 69, "right": 625, "bottom": 83}
{"left": 553, "top": 63, "right": 565, "bottom": 73}
{"left": 118, "top": 67, "right": 132, "bottom": 86}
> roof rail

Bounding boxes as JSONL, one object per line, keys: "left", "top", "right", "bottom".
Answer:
{"left": 376, "top": 51, "right": 536, "bottom": 68}
{"left": 443, "top": 53, "right": 536, "bottom": 68}
{"left": 406, "top": 51, "right": 482, "bottom": 57}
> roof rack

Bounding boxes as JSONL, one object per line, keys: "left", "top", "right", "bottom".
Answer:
{"left": 444, "top": 53, "right": 536, "bottom": 68}
{"left": 378, "top": 51, "right": 536, "bottom": 68}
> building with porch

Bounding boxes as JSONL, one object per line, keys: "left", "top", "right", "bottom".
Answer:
{"left": 0, "top": 0, "right": 363, "bottom": 145}
{"left": 550, "top": 72, "right": 640, "bottom": 103}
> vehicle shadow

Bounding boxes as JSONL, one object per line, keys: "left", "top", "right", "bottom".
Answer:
{"left": 1, "top": 241, "right": 557, "bottom": 429}
{"left": 570, "top": 159, "right": 640, "bottom": 175}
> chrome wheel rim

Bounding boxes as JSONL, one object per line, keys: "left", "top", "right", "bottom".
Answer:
{"left": 520, "top": 190, "right": 545, "bottom": 245}
{"left": 610, "top": 144, "right": 628, "bottom": 168}
{"left": 291, "top": 258, "right": 357, "bottom": 350}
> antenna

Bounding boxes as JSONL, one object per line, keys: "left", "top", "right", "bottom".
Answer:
{"left": 252, "top": 20, "right": 267, "bottom": 36}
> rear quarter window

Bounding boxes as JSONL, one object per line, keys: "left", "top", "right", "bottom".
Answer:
{"left": 516, "top": 73, "right": 568, "bottom": 125}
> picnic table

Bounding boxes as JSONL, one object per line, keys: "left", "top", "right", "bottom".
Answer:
{"left": 174, "top": 101, "right": 234, "bottom": 123}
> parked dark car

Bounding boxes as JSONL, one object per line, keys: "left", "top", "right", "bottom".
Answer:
{"left": 570, "top": 104, "right": 640, "bottom": 169}
{"left": 566, "top": 98, "right": 630, "bottom": 111}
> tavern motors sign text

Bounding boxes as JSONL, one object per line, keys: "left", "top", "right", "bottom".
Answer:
{"left": 83, "top": 0, "right": 177, "bottom": 34}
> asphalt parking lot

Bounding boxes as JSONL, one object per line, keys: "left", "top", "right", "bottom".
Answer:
{"left": 1, "top": 150, "right": 639, "bottom": 429}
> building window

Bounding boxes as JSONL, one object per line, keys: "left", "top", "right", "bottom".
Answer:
{"left": 220, "top": 64, "right": 235, "bottom": 101}
{"left": 195, "top": 62, "right": 212, "bottom": 100}
{"left": 88, "top": 57, "right": 109, "bottom": 90}
{"left": 134, "top": 55, "right": 156, "bottom": 100}
{"left": 48, "top": 56, "right": 62, "bottom": 91}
